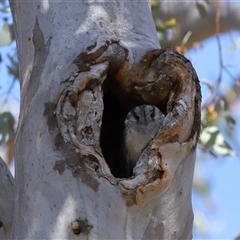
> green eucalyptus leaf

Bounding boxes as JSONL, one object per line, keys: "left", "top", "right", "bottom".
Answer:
{"left": 155, "top": 18, "right": 166, "bottom": 32}
{"left": 200, "top": 126, "right": 236, "bottom": 156}
{"left": 0, "top": 6, "right": 11, "bottom": 13}
{"left": 199, "top": 126, "right": 219, "bottom": 148}
{"left": 165, "top": 18, "right": 176, "bottom": 28}
{"left": 225, "top": 115, "right": 236, "bottom": 126}
{"left": 0, "top": 20, "right": 14, "bottom": 46}
{"left": 0, "top": 112, "right": 15, "bottom": 144}
{"left": 218, "top": 99, "right": 235, "bottom": 127}
{"left": 7, "top": 53, "right": 19, "bottom": 79}
{"left": 213, "top": 133, "right": 236, "bottom": 156}
{"left": 196, "top": 3, "right": 207, "bottom": 18}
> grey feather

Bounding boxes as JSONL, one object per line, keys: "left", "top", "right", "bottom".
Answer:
{"left": 123, "top": 105, "right": 164, "bottom": 177}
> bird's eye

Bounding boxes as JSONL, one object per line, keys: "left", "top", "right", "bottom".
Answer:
{"left": 150, "top": 109, "right": 155, "bottom": 119}
{"left": 133, "top": 113, "right": 140, "bottom": 121}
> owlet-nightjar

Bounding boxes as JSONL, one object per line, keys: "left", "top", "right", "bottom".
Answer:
{"left": 124, "top": 105, "right": 164, "bottom": 177}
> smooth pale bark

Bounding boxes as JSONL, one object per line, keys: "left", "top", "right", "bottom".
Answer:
{"left": 0, "top": 157, "right": 14, "bottom": 239}
{"left": 10, "top": 0, "right": 200, "bottom": 239}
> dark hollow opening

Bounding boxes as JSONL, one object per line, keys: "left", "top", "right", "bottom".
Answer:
{"left": 100, "top": 92, "right": 127, "bottom": 178}
{"left": 100, "top": 79, "right": 169, "bottom": 178}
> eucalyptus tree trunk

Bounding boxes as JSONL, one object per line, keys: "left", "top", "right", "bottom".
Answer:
{"left": 9, "top": 0, "right": 201, "bottom": 239}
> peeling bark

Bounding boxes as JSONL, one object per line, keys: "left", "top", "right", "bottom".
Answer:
{"left": 10, "top": 0, "right": 201, "bottom": 239}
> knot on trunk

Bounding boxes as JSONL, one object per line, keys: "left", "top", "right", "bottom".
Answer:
{"left": 55, "top": 40, "right": 201, "bottom": 197}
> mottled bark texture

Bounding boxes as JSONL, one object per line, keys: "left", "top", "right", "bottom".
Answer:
{"left": 10, "top": 0, "right": 201, "bottom": 239}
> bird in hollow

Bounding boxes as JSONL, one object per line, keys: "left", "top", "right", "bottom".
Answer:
{"left": 123, "top": 105, "right": 164, "bottom": 177}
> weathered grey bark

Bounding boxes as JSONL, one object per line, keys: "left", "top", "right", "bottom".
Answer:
{"left": 153, "top": 2, "right": 240, "bottom": 48}
{"left": 10, "top": 0, "right": 201, "bottom": 239}
{"left": 0, "top": 157, "right": 14, "bottom": 239}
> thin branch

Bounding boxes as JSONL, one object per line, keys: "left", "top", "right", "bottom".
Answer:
{"left": 215, "top": 0, "right": 223, "bottom": 92}
{"left": 224, "top": 66, "right": 237, "bottom": 83}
